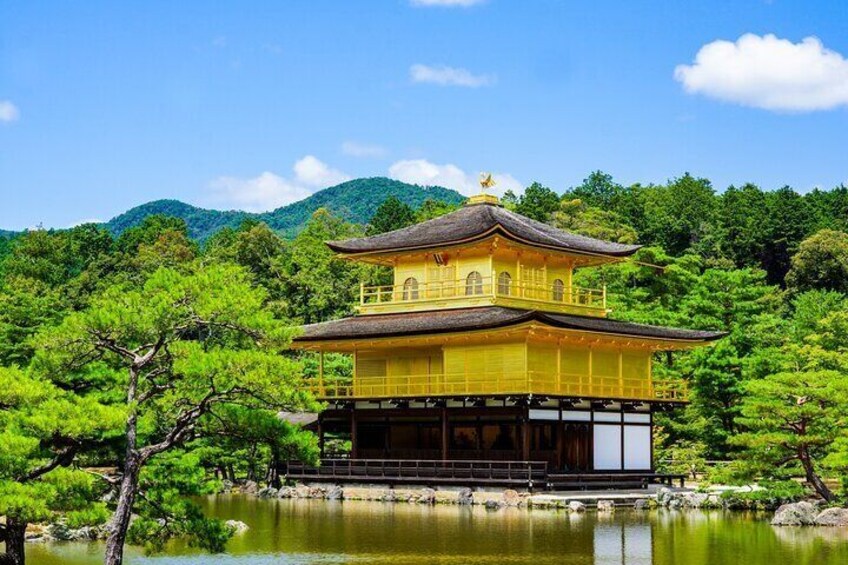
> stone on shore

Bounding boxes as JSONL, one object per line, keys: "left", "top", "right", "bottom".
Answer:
{"left": 226, "top": 520, "right": 249, "bottom": 534}
{"left": 256, "top": 486, "right": 278, "bottom": 499}
{"left": 326, "top": 485, "right": 344, "bottom": 500}
{"left": 814, "top": 507, "right": 848, "bottom": 526}
{"left": 502, "top": 489, "right": 522, "bottom": 507}
{"left": 417, "top": 488, "right": 436, "bottom": 504}
{"left": 771, "top": 502, "right": 817, "bottom": 526}
{"left": 597, "top": 500, "right": 615, "bottom": 512}
{"left": 634, "top": 499, "right": 650, "bottom": 511}
{"left": 568, "top": 501, "right": 586, "bottom": 513}
{"left": 241, "top": 480, "right": 258, "bottom": 495}
{"left": 457, "top": 488, "right": 474, "bottom": 506}
{"left": 485, "top": 499, "right": 503, "bottom": 511}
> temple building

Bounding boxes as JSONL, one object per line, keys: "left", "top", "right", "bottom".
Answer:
{"left": 289, "top": 190, "right": 723, "bottom": 488}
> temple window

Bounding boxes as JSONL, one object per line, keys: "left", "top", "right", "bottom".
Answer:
{"left": 497, "top": 271, "right": 512, "bottom": 295}
{"left": 552, "top": 279, "right": 565, "bottom": 302}
{"left": 465, "top": 271, "right": 483, "bottom": 295}
{"left": 402, "top": 277, "right": 419, "bottom": 300}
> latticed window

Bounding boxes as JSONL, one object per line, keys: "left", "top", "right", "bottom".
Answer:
{"left": 402, "top": 277, "right": 419, "bottom": 300}
{"left": 497, "top": 271, "right": 512, "bottom": 295}
{"left": 552, "top": 279, "right": 565, "bottom": 302}
{"left": 465, "top": 271, "right": 483, "bottom": 295}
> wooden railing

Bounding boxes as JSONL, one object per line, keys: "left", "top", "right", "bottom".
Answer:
{"left": 283, "top": 459, "right": 548, "bottom": 487}
{"left": 309, "top": 371, "right": 688, "bottom": 402}
{"left": 358, "top": 275, "right": 606, "bottom": 315}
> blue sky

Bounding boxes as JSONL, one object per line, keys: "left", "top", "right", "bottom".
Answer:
{"left": 2, "top": 0, "right": 847, "bottom": 230}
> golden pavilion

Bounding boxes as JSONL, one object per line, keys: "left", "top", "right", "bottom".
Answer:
{"left": 289, "top": 190, "right": 722, "bottom": 488}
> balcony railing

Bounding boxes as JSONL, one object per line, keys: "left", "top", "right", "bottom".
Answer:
{"left": 309, "top": 371, "right": 687, "bottom": 402}
{"left": 358, "top": 275, "right": 606, "bottom": 315}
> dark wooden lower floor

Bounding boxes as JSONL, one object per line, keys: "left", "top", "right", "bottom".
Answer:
{"left": 318, "top": 402, "right": 655, "bottom": 474}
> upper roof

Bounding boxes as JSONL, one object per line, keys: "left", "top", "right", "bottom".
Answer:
{"left": 294, "top": 306, "right": 725, "bottom": 344}
{"left": 327, "top": 201, "right": 641, "bottom": 257}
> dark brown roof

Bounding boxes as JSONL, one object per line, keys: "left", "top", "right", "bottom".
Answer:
{"left": 295, "top": 307, "right": 725, "bottom": 343}
{"left": 327, "top": 202, "right": 641, "bottom": 257}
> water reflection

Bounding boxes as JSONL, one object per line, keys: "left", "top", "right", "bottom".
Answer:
{"left": 23, "top": 497, "right": 848, "bottom": 565}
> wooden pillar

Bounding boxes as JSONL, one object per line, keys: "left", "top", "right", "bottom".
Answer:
{"left": 521, "top": 411, "right": 530, "bottom": 461}
{"left": 441, "top": 407, "right": 449, "bottom": 461}
{"left": 350, "top": 409, "right": 358, "bottom": 459}
{"left": 317, "top": 415, "right": 325, "bottom": 459}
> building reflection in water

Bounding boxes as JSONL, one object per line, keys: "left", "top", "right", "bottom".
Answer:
{"left": 594, "top": 521, "right": 652, "bottom": 565}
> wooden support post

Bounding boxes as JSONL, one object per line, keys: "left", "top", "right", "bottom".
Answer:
{"left": 521, "top": 411, "right": 530, "bottom": 462}
{"left": 318, "top": 416, "right": 325, "bottom": 459}
{"left": 350, "top": 409, "right": 358, "bottom": 459}
{"left": 441, "top": 407, "right": 449, "bottom": 461}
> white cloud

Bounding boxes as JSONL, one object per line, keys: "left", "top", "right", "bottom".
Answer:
{"left": 675, "top": 33, "right": 848, "bottom": 111}
{"left": 342, "top": 141, "right": 388, "bottom": 158}
{"left": 388, "top": 159, "right": 522, "bottom": 197}
{"left": 208, "top": 156, "right": 350, "bottom": 212}
{"left": 410, "top": 0, "right": 486, "bottom": 6}
{"left": 410, "top": 64, "right": 495, "bottom": 88}
{"left": 0, "top": 100, "right": 20, "bottom": 122}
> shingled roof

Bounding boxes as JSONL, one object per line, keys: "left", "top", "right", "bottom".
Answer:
{"left": 327, "top": 201, "right": 641, "bottom": 257}
{"left": 294, "top": 306, "right": 725, "bottom": 343}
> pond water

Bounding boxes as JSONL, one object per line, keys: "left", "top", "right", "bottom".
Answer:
{"left": 26, "top": 495, "right": 848, "bottom": 565}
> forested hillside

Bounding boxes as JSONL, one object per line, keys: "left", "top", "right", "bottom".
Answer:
{"left": 104, "top": 177, "right": 464, "bottom": 240}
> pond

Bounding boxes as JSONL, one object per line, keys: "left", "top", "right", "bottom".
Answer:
{"left": 26, "top": 495, "right": 848, "bottom": 564}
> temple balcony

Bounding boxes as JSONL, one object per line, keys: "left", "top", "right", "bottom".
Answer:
{"left": 308, "top": 371, "right": 688, "bottom": 403}
{"left": 358, "top": 276, "right": 608, "bottom": 317}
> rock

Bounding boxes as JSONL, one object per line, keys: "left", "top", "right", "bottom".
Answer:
{"left": 257, "top": 486, "right": 278, "bottom": 499}
{"left": 568, "top": 501, "right": 586, "bottom": 513}
{"left": 309, "top": 486, "right": 327, "bottom": 499}
{"left": 484, "top": 500, "right": 502, "bottom": 511}
{"left": 417, "top": 488, "right": 436, "bottom": 504}
{"left": 814, "top": 507, "right": 848, "bottom": 526}
{"left": 502, "top": 489, "right": 522, "bottom": 507}
{"left": 242, "top": 480, "right": 258, "bottom": 495}
{"left": 457, "top": 488, "right": 474, "bottom": 506}
{"left": 682, "top": 492, "right": 709, "bottom": 509}
{"left": 668, "top": 498, "right": 683, "bottom": 510}
{"left": 326, "top": 485, "right": 344, "bottom": 500}
{"left": 634, "top": 499, "right": 650, "bottom": 511}
{"left": 771, "top": 501, "right": 817, "bottom": 526}
{"left": 277, "top": 486, "right": 296, "bottom": 498}
{"left": 225, "top": 520, "right": 249, "bottom": 534}
{"left": 435, "top": 490, "right": 459, "bottom": 504}
{"left": 597, "top": 500, "right": 615, "bottom": 512}
{"left": 381, "top": 489, "right": 397, "bottom": 503}
{"left": 657, "top": 487, "right": 672, "bottom": 506}
{"left": 47, "top": 523, "right": 73, "bottom": 541}
{"left": 221, "top": 480, "right": 234, "bottom": 493}
{"left": 295, "top": 485, "right": 311, "bottom": 499}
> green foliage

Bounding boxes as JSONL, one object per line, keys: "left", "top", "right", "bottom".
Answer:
{"left": 415, "top": 198, "right": 460, "bottom": 222}
{"left": 367, "top": 196, "right": 416, "bottom": 235}
{"left": 282, "top": 209, "right": 368, "bottom": 323}
{"left": 127, "top": 451, "right": 233, "bottom": 554}
{"left": 786, "top": 229, "right": 848, "bottom": 294}
{"left": 719, "top": 480, "right": 806, "bottom": 510}
{"left": 514, "top": 182, "right": 560, "bottom": 222}
{"left": 552, "top": 198, "right": 638, "bottom": 243}
{"left": 731, "top": 311, "right": 848, "bottom": 501}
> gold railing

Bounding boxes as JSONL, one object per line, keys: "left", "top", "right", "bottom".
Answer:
{"left": 359, "top": 275, "right": 606, "bottom": 313}
{"left": 309, "top": 371, "right": 687, "bottom": 402}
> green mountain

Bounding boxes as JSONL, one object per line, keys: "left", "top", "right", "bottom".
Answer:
{"left": 105, "top": 177, "right": 465, "bottom": 240}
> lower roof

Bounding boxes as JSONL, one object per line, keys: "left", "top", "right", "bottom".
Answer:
{"left": 294, "top": 306, "right": 725, "bottom": 344}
